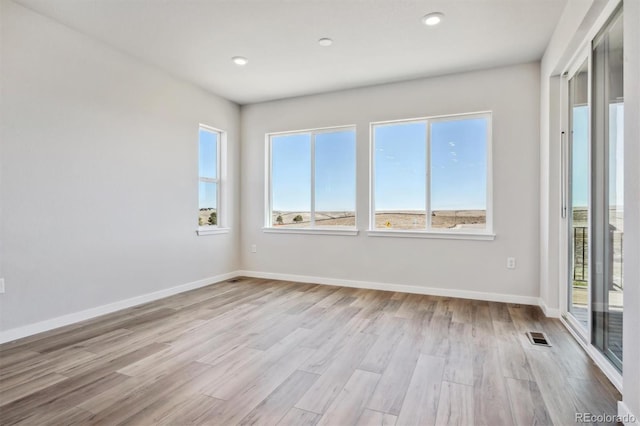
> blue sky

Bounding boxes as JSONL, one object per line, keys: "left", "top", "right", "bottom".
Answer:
{"left": 375, "top": 118, "right": 487, "bottom": 211}
{"left": 199, "top": 128, "right": 218, "bottom": 209}
{"left": 429, "top": 118, "right": 487, "bottom": 211}
{"left": 272, "top": 133, "right": 311, "bottom": 212}
{"left": 316, "top": 131, "right": 357, "bottom": 211}
{"left": 572, "top": 106, "right": 589, "bottom": 208}
{"left": 571, "top": 104, "right": 625, "bottom": 210}
{"left": 374, "top": 122, "right": 426, "bottom": 211}
{"left": 272, "top": 130, "right": 356, "bottom": 212}
{"left": 270, "top": 118, "right": 488, "bottom": 212}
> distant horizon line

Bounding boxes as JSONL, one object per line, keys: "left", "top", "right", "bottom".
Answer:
{"left": 272, "top": 209, "right": 487, "bottom": 213}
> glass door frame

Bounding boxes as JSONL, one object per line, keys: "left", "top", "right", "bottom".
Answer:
{"left": 561, "top": 45, "right": 593, "bottom": 342}
{"left": 559, "top": 4, "right": 624, "bottom": 385}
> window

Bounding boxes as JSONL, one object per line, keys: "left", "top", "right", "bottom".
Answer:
{"left": 371, "top": 112, "right": 492, "bottom": 236}
{"left": 198, "top": 125, "right": 226, "bottom": 235}
{"left": 267, "top": 126, "right": 356, "bottom": 231}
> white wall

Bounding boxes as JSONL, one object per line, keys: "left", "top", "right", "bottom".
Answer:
{"left": 0, "top": 1, "right": 240, "bottom": 332}
{"left": 240, "top": 63, "right": 540, "bottom": 302}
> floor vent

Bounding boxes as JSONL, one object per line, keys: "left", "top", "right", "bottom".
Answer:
{"left": 526, "top": 331, "right": 551, "bottom": 347}
{"left": 227, "top": 278, "right": 242, "bottom": 283}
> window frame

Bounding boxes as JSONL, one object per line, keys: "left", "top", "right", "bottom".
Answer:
{"left": 368, "top": 111, "right": 494, "bottom": 240}
{"left": 197, "top": 124, "right": 229, "bottom": 236}
{"left": 264, "top": 124, "right": 358, "bottom": 235}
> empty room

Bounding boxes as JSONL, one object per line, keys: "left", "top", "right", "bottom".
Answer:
{"left": 0, "top": 0, "right": 638, "bottom": 425}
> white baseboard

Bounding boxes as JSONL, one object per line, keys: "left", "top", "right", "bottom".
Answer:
{"left": 0, "top": 269, "right": 563, "bottom": 345}
{"left": 538, "top": 298, "right": 561, "bottom": 318}
{"left": 0, "top": 271, "right": 239, "bottom": 344}
{"left": 618, "top": 401, "right": 640, "bottom": 426}
{"left": 237, "top": 270, "right": 540, "bottom": 306}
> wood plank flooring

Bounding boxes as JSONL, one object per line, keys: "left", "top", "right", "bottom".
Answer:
{"left": 0, "top": 278, "right": 621, "bottom": 425}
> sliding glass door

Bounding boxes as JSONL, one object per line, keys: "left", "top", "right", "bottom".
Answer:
{"left": 564, "top": 7, "right": 623, "bottom": 372}
{"left": 591, "top": 11, "right": 624, "bottom": 370}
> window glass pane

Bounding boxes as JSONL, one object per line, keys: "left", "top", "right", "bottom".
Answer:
{"left": 591, "top": 12, "right": 623, "bottom": 368}
{"left": 374, "top": 122, "right": 426, "bottom": 229}
{"left": 430, "top": 117, "right": 487, "bottom": 230}
{"left": 198, "top": 181, "right": 217, "bottom": 226}
{"left": 272, "top": 134, "right": 311, "bottom": 227}
{"left": 199, "top": 128, "right": 218, "bottom": 179}
{"left": 315, "top": 130, "right": 356, "bottom": 227}
{"left": 569, "top": 60, "right": 590, "bottom": 328}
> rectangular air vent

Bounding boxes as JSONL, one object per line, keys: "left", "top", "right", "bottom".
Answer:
{"left": 526, "top": 331, "right": 551, "bottom": 347}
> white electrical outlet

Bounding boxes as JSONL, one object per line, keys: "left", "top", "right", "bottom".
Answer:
{"left": 0, "top": 278, "right": 5, "bottom": 294}
{"left": 251, "top": 244, "right": 257, "bottom": 253}
{"left": 507, "top": 257, "right": 516, "bottom": 269}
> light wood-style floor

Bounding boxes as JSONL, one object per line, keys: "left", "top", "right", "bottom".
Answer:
{"left": 0, "top": 278, "right": 621, "bottom": 425}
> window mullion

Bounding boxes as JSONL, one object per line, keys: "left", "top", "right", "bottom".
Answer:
{"left": 310, "top": 132, "right": 316, "bottom": 227}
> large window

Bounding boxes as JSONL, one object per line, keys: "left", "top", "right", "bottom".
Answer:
{"left": 267, "top": 126, "right": 356, "bottom": 229}
{"left": 371, "top": 112, "right": 492, "bottom": 234}
{"left": 198, "top": 125, "right": 223, "bottom": 231}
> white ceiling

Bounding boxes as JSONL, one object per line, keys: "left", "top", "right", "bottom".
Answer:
{"left": 16, "top": 0, "right": 567, "bottom": 105}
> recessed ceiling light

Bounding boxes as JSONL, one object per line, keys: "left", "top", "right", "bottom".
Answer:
{"left": 422, "top": 12, "right": 444, "bottom": 26}
{"left": 232, "top": 56, "right": 248, "bottom": 66}
{"left": 318, "top": 38, "right": 333, "bottom": 47}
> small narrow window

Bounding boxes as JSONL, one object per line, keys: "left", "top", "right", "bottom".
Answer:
{"left": 198, "top": 125, "right": 222, "bottom": 230}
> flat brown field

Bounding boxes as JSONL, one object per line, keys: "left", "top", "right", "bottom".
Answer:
{"left": 375, "top": 210, "right": 486, "bottom": 230}
{"left": 271, "top": 210, "right": 486, "bottom": 230}
{"left": 272, "top": 211, "right": 355, "bottom": 227}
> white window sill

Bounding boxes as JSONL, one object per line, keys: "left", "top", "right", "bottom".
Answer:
{"left": 367, "top": 229, "right": 495, "bottom": 241}
{"left": 262, "top": 227, "right": 359, "bottom": 236}
{"left": 197, "top": 227, "right": 230, "bottom": 236}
